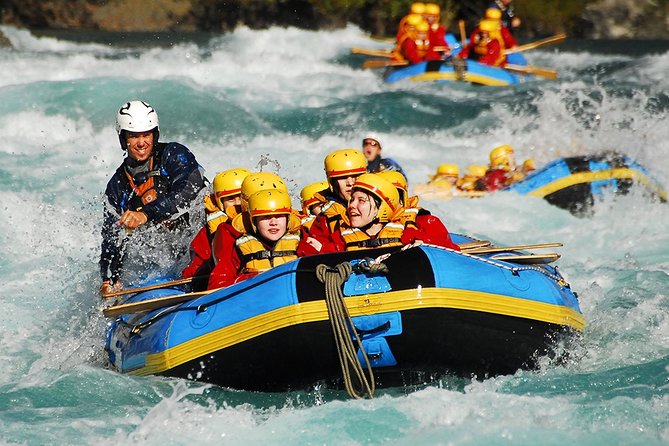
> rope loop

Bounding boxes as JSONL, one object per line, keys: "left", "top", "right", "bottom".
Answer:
{"left": 315, "top": 261, "right": 375, "bottom": 399}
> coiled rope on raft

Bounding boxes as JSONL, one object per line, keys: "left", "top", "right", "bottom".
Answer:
{"left": 315, "top": 259, "right": 388, "bottom": 399}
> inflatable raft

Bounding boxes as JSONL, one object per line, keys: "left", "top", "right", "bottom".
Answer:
{"left": 384, "top": 54, "right": 530, "bottom": 86}
{"left": 506, "top": 152, "right": 667, "bottom": 215}
{"left": 104, "top": 235, "right": 585, "bottom": 392}
{"left": 384, "top": 35, "right": 532, "bottom": 86}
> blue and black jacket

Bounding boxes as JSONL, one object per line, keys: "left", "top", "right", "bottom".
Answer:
{"left": 100, "top": 142, "right": 205, "bottom": 283}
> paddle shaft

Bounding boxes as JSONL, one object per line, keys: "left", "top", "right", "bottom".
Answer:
{"left": 504, "top": 64, "right": 558, "bottom": 80}
{"left": 458, "top": 20, "right": 466, "bottom": 46}
{"left": 464, "top": 242, "right": 563, "bottom": 254}
{"left": 504, "top": 33, "right": 566, "bottom": 55}
{"left": 102, "top": 276, "right": 196, "bottom": 298}
{"left": 102, "top": 287, "right": 225, "bottom": 318}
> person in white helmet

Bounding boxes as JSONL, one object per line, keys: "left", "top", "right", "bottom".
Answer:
{"left": 100, "top": 100, "right": 205, "bottom": 297}
{"left": 361, "top": 132, "right": 406, "bottom": 178}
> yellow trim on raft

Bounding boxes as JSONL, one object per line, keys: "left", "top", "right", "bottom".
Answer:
{"left": 409, "top": 71, "right": 512, "bottom": 86}
{"left": 528, "top": 167, "right": 668, "bottom": 200}
{"left": 131, "top": 287, "right": 586, "bottom": 376}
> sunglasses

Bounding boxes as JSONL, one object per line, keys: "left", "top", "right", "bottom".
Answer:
{"left": 363, "top": 139, "right": 379, "bottom": 147}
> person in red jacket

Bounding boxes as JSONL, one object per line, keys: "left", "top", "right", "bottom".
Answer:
{"left": 378, "top": 170, "right": 460, "bottom": 251}
{"left": 181, "top": 168, "right": 251, "bottom": 289}
{"left": 298, "top": 148, "right": 368, "bottom": 256}
{"left": 458, "top": 19, "right": 509, "bottom": 67}
{"left": 483, "top": 144, "right": 517, "bottom": 191}
{"left": 397, "top": 20, "right": 443, "bottom": 65}
{"left": 207, "top": 188, "right": 302, "bottom": 290}
{"left": 424, "top": 3, "right": 450, "bottom": 56}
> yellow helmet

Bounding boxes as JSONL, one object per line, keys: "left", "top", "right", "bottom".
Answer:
{"left": 212, "top": 168, "right": 251, "bottom": 209}
{"left": 377, "top": 170, "right": 408, "bottom": 204}
{"left": 522, "top": 158, "right": 537, "bottom": 172}
{"left": 405, "top": 13, "right": 424, "bottom": 27}
{"left": 436, "top": 164, "right": 460, "bottom": 177}
{"left": 351, "top": 173, "right": 400, "bottom": 223}
{"left": 324, "top": 148, "right": 367, "bottom": 179}
{"left": 485, "top": 8, "right": 502, "bottom": 20}
{"left": 416, "top": 21, "right": 430, "bottom": 33}
{"left": 410, "top": 2, "right": 426, "bottom": 14}
{"left": 247, "top": 189, "right": 293, "bottom": 232}
{"left": 240, "top": 171, "right": 288, "bottom": 211}
{"left": 489, "top": 144, "right": 515, "bottom": 168}
{"left": 300, "top": 181, "right": 329, "bottom": 213}
{"left": 466, "top": 164, "right": 488, "bottom": 178}
{"left": 424, "top": 3, "right": 440, "bottom": 15}
{"left": 479, "top": 19, "right": 501, "bottom": 33}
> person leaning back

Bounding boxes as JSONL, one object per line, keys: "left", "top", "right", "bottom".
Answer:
{"left": 99, "top": 100, "right": 205, "bottom": 297}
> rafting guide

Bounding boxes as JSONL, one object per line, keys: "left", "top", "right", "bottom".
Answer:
{"left": 99, "top": 100, "right": 206, "bottom": 297}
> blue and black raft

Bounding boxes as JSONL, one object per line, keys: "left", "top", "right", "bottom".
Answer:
{"left": 103, "top": 234, "right": 585, "bottom": 395}
{"left": 507, "top": 152, "right": 667, "bottom": 216}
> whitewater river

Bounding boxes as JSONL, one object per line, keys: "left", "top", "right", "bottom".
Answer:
{"left": 0, "top": 24, "right": 667, "bottom": 445}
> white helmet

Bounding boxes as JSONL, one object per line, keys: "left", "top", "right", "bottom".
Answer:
{"left": 116, "top": 100, "right": 159, "bottom": 150}
{"left": 362, "top": 132, "right": 383, "bottom": 149}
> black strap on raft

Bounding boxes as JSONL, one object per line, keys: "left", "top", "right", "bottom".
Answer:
{"left": 239, "top": 250, "right": 297, "bottom": 264}
{"left": 346, "top": 237, "right": 402, "bottom": 249}
{"left": 315, "top": 261, "right": 376, "bottom": 399}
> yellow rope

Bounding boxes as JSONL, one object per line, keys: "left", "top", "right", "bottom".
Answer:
{"left": 316, "top": 262, "right": 376, "bottom": 399}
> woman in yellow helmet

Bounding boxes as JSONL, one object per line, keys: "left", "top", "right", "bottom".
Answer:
{"left": 319, "top": 174, "right": 460, "bottom": 252}
{"left": 182, "top": 167, "right": 251, "bottom": 288}
{"left": 208, "top": 188, "right": 303, "bottom": 289}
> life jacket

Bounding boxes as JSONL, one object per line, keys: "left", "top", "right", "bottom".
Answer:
{"left": 320, "top": 200, "right": 349, "bottom": 233}
{"left": 235, "top": 233, "right": 300, "bottom": 273}
{"left": 118, "top": 147, "right": 169, "bottom": 212}
{"left": 473, "top": 30, "right": 506, "bottom": 66}
{"left": 340, "top": 222, "right": 406, "bottom": 251}
{"left": 301, "top": 213, "right": 317, "bottom": 232}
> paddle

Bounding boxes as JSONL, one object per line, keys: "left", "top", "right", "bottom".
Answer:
{"left": 504, "top": 64, "right": 558, "bottom": 80}
{"left": 492, "top": 253, "right": 561, "bottom": 264}
{"left": 362, "top": 59, "right": 409, "bottom": 70}
{"left": 457, "top": 240, "right": 491, "bottom": 250}
{"left": 458, "top": 20, "right": 467, "bottom": 47}
{"left": 504, "top": 33, "right": 567, "bottom": 55}
{"left": 102, "top": 287, "right": 225, "bottom": 318}
{"left": 463, "top": 242, "right": 563, "bottom": 254}
{"left": 352, "top": 47, "right": 393, "bottom": 58}
{"left": 101, "top": 276, "right": 197, "bottom": 299}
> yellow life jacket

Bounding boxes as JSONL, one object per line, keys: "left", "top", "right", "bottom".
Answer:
{"left": 301, "top": 213, "right": 317, "bottom": 232}
{"left": 340, "top": 222, "right": 406, "bottom": 251}
{"left": 235, "top": 233, "right": 300, "bottom": 273}
{"left": 321, "top": 200, "right": 349, "bottom": 233}
{"left": 473, "top": 30, "right": 506, "bottom": 66}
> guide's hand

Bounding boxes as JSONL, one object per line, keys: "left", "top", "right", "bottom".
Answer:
{"left": 118, "top": 210, "right": 148, "bottom": 229}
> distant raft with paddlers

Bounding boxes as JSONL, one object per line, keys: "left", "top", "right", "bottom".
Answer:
{"left": 416, "top": 152, "right": 667, "bottom": 217}
{"left": 382, "top": 34, "right": 557, "bottom": 86}
{"left": 103, "top": 234, "right": 584, "bottom": 395}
